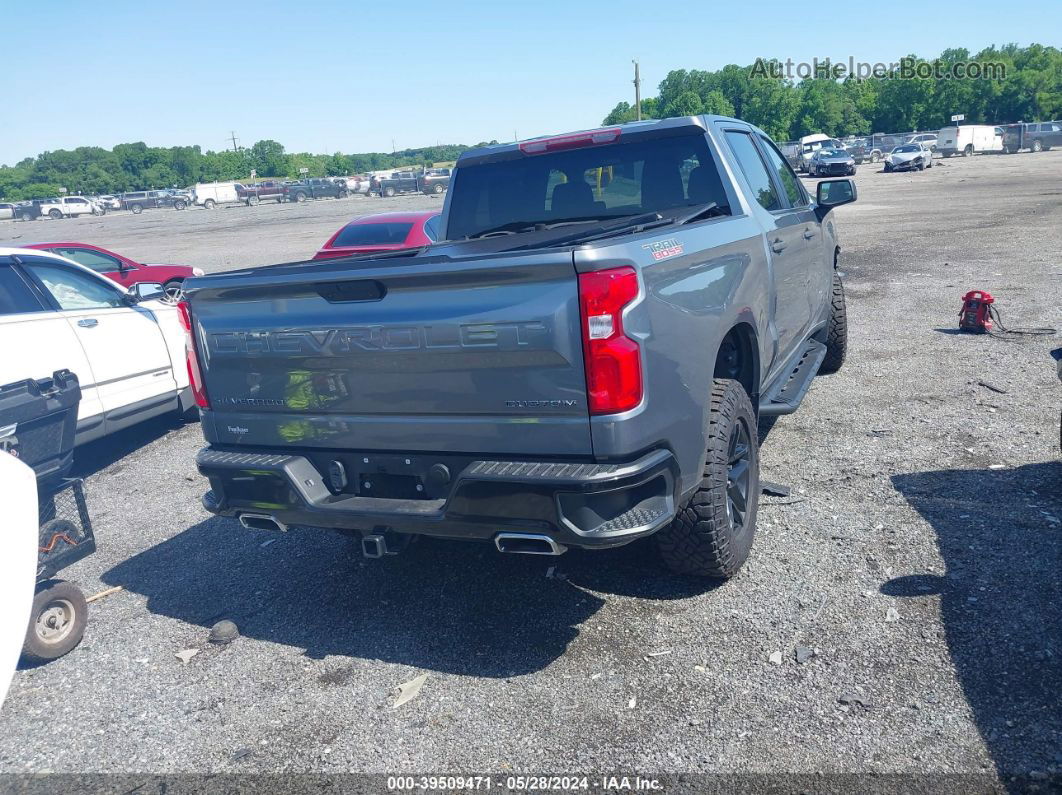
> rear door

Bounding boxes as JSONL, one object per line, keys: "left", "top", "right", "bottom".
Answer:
{"left": 723, "top": 128, "right": 807, "bottom": 364}
{"left": 756, "top": 134, "right": 825, "bottom": 344}
{"left": 191, "top": 249, "right": 592, "bottom": 456}
{"left": 20, "top": 257, "right": 179, "bottom": 424}
{"left": 0, "top": 258, "right": 104, "bottom": 435}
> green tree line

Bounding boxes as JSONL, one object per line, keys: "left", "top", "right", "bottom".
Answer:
{"left": 603, "top": 44, "right": 1062, "bottom": 142}
{"left": 0, "top": 140, "right": 477, "bottom": 201}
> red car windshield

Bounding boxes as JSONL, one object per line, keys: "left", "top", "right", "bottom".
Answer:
{"left": 332, "top": 222, "right": 414, "bottom": 247}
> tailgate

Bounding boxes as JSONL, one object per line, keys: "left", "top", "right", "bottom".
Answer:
{"left": 188, "top": 250, "right": 592, "bottom": 456}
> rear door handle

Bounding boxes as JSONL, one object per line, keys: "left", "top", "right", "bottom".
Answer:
{"left": 803, "top": 229, "right": 816, "bottom": 240}
{"left": 77, "top": 318, "right": 98, "bottom": 328}
{"left": 770, "top": 238, "right": 786, "bottom": 253}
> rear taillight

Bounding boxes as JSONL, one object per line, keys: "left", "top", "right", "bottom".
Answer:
{"left": 177, "top": 300, "right": 209, "bottom": 409}
{"left": 578, "top": 267, "right": 642, "bottom": 415}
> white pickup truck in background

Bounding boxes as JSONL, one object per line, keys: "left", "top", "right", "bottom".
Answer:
{"left": 37, "top": 196, "right": 103, "bottom": 219}
{"left": 0, "top": 248, "right": 192, "bottom": 445}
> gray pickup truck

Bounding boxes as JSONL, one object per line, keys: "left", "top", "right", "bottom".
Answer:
{"left": 184, "top": 115, "right": 856, "bottom": 578}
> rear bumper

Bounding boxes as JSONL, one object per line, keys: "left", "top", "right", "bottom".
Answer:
{"left": 196, "top": 446, "right": 678, "bottom": 549}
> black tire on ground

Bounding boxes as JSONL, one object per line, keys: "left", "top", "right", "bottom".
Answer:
{"left": 295, "top": 192, "right": 308, "bottom": 203}
{"left": 48, "top": 209, "right": 62, "bottom": 219}
{"left": 871, "top": 151, "right": 880, "bottom": 163}
{"left": 820, "top": 272, "right": 848, "bottom": 374}
{"left": 204, "top": 199, "right": 216, "bottom": 209}
{"left": 884, "top": 163, "right": 893, "bottom": 172}
{"left": 655, "top": 378, "right": 759, "bottom": 578}
{"left": 918, "top": 160, "right": 925, "bottom": 171}
{"left": 433, "top": 183, "right": 445, "bottom": 194}
{"left": 247, "top": 195, "right": 260, "bottom": 206}
{"left": 383, "top": 186, "right": 396, "bottom": 197}
{"left": 1032, "top": 140, "right": 1043, "bottom": 152}
{"left": 174, "top": 199, "right": 187, "bottom": 210}
{"left": 131, "top": 204, "right": 143, "bottom": 214}
{"left": 964, "top": 145, "right": 973, "bottom": 157}
{"left": 22, "top": 579, "right": 88, "bottom": 663}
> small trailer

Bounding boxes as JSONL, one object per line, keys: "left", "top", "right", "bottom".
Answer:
{"left": 0, "top": 370, "right": 96, "bottom": 663}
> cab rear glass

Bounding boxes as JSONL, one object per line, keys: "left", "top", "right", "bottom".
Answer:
{"left": 446, "top": 131, "right": 730, "bottom": 240}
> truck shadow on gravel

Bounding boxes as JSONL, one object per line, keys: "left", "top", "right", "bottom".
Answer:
{"left": 889, "top": 460, "right": 1061, "bottom": 782}
{"left": 101, "top": 519, "right": 713, "bottom": 677}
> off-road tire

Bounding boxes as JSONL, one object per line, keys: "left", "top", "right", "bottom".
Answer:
{"left": 655, "top": 379, "right": 759, "bottom": 578}
{"left": 820, "top": 272, "right": 848, "bottom": 374}
{"left": 22, "top": 580, "right": 88, "bottom": 663}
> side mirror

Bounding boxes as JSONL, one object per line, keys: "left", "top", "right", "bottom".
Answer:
{"left": 815, "top": 179, "right": 857, "bottom": 220}
{"left": 129, "top": 282, "right": 165, "bottom": 302}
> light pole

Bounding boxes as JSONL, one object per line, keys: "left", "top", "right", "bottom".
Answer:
{"left": 632, "top": 59, "right": 641, "bottom": 121}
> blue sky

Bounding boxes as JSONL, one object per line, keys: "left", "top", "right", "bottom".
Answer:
{"left": 4, "top": 0, "right": 1058, "bottom": 164}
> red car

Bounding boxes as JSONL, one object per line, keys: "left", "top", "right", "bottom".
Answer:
{"left": 23, "top": 242, "right": 204, "bottom": 303}
{"left": 312, "top": 211, "right": 440, "bottom": 260}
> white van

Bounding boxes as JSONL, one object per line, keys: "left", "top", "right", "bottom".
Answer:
{"left": 797, "top": 133, "right": 842, "bottom": 172}
{"left": 936, "top": 125, "right": 1004, "bottom": 158}
{"left": 192, "top": 182, "right": 239, "bottom": 209}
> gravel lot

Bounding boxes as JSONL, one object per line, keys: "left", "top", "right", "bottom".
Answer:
{"left": 0, "top": 153, "right": 1059, "bottom": 790}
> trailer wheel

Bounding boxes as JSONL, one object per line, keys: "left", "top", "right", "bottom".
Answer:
{"left": 22, "top": 580, "right": 88, "bottom": 663}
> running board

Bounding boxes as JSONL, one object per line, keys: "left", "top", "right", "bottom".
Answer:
{"left": 759, "top": 340, "right": 827, "bottom": 416}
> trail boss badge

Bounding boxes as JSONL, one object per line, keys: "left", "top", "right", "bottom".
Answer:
{"left": 642, "top": 237, "right": 684, "bottom": 261}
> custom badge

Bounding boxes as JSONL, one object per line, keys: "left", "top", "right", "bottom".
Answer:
{"left": 642, "top": 237, "right": 684, "bottom": 261}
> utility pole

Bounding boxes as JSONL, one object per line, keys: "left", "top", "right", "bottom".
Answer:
{"left": 632, "top": 60, "right": 642, "bottom": 121}
{"left": 229, "top": 131, "right": 240, "bottom": 153}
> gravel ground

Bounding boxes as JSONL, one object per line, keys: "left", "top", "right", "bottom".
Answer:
{"left": 0, "top": 153, "right": 1059, "bottom": 790}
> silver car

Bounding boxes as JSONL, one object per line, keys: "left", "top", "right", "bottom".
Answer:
{"left": 884, "top": 143, "right": 934, "bottom": 172}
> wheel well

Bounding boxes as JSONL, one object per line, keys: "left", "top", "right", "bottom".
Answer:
{"left": 714, "top": 324, "right": 759, "bottom": 406}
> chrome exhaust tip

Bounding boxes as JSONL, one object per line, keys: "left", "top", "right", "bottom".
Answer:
{"left": 238, "top": 513, "right": 287, "bottom": 532}
{"left": 494, "top": 533, "right": 567, "bottom": 556}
